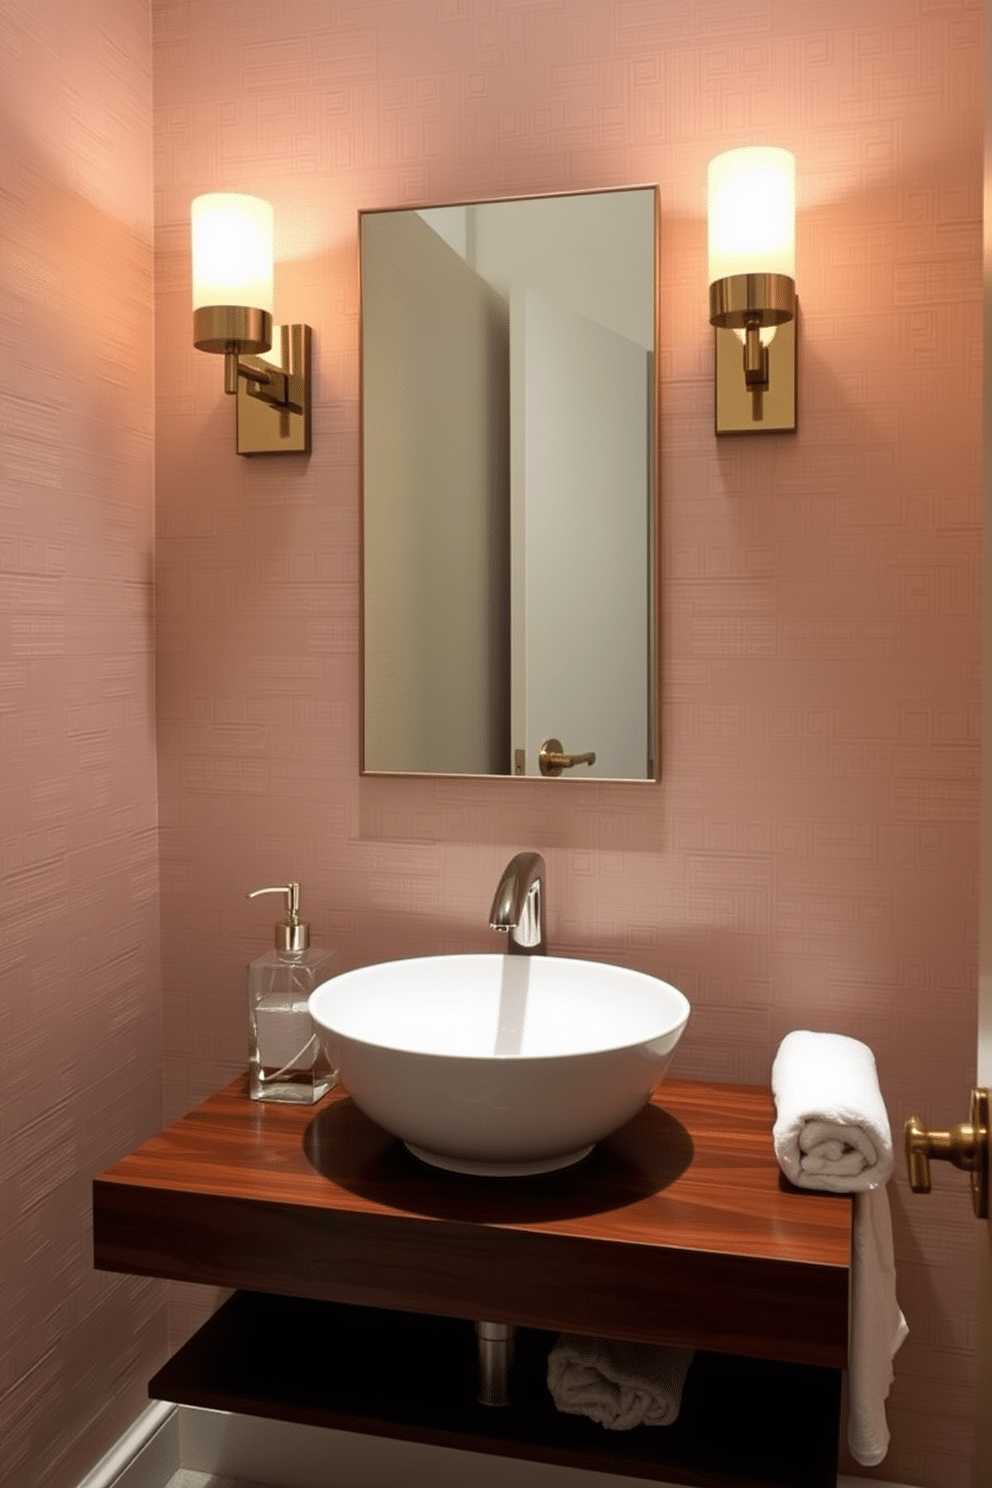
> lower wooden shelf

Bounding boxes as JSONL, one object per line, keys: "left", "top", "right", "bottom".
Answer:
{"left": 149, "top": 1290, "right": 841, "bottom": 1488}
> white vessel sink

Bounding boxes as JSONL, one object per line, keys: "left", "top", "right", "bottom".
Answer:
{"left": 308, "top": 954, "right": 690, "bottom": 1177}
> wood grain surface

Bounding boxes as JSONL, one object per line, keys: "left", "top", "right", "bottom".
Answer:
{"left": 93, "top": 1077, "right": 852, "bottom": 1367}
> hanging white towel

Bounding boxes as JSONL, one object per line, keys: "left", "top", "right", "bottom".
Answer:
{"left": 847, "top": 1185, "right": 910, "bottom": 1466}
{"left": 770, "top": 1030, "right": 908, "bottom": 1467}
{"left": 547, "top": 1334, "right": 695, "bottom": 1431}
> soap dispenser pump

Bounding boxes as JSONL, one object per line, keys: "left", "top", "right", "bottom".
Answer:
{"left": 246, "top": 882, "right": 339, "bottom": 1103}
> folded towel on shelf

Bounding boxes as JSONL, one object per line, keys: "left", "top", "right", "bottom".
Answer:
{"left": 547, "top": 1334, "right": 695, "bottom": 1431}
{"left": 771, "top": 1029, "right": 894, "bottom": 1192}
{"left": 771, "top": 1029, "right": 908, "bottom": 1468}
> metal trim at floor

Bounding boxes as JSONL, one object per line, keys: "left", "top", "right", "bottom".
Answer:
{"left": 75, "top": 1402, "right": 178, "bottom": 1488}
{"left": 178, "top": 1406, "right": 922, "bottom": 1488}
{"left": 75, "top": 1403, "right": 922, "bottom": 1488}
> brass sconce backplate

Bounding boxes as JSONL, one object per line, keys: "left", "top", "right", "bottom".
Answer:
{"left": 714, "top": 313, "right": 796, "bottom": 435}
{"left": 236, "top": 323, "right": 312, "bottom": 455}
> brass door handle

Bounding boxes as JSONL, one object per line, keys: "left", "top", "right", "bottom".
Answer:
{"left": 904, "top": 1087, "right": 989, "bottom": 1219}
{"left": 538, "top": 738, "right": 597, "bottom": 777}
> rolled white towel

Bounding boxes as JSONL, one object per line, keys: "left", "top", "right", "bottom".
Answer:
{"left": 770, "top": 1030, "right": 907, "bottom": 1467}
{"left": 547, "top": 1334, "right": 694, "bottom": 1431}
{"left": 771, "top": 1029, "right": 893, "bottom": 1191}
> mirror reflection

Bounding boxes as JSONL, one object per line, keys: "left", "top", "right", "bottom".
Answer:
{"left": 361, "top": 187, "right": 657, "bottom": 780}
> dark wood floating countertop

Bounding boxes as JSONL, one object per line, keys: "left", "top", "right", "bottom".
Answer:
{"left": 93, "top": 1076, "right": 852, "bottom": 1370}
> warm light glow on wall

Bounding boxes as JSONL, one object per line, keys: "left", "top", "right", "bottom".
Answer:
{"left": 191, "top": 193, "right": 274, "bottom": 314}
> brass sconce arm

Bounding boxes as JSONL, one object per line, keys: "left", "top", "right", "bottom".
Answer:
{"left": 238, "top": 354, "right": 305, "bottom": 416}
{"left": 193, "top": 304, "right": 312, "bottom": 456}
{"left": 193, "top": 305, "right": 300, "bottom": 409}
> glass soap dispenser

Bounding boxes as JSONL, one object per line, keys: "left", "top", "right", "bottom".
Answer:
{"left": 246, "top": 882, "right": 339, "bottom": 1103}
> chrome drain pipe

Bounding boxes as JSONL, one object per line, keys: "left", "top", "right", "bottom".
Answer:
{"left": 475, "top": 1321, "right": 517, "bottom": 1406}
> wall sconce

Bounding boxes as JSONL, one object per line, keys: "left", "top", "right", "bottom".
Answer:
{"left": 191, "top": 193, "right": 312, "bottom": 455}
{"left": 707, "top": 147, "right": 796, "bottom": 434}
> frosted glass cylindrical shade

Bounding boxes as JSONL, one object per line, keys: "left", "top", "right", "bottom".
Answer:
{"left": 707, "top": 148, "right": 795, "bottom": 285}
{"left": 191, "top": 193, "right": 274, "bottom": 313}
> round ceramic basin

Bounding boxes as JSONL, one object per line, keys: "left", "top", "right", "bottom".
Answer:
{"left": 308, "top": 953, "right": 690, "bottom": 1177}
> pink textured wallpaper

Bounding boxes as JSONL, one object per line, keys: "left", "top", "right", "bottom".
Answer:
{"left": 0, "top": 1, "right": 164, "bottom": 1485}
{"left": 152, "top": 2, "right": 983, "bottom": 1487}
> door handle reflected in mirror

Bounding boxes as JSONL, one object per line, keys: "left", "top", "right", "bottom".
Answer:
{"left": 538, "top": 738, "right": 597, "bottom": 777}
{"left": 904, "top": 1088, "right": 989, "bottom": 1219}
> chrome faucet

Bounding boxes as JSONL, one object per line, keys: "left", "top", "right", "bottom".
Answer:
{"left": 489, "top": 851, "right": 546, "bottom": 955}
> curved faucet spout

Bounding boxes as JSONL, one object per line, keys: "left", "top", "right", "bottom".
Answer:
{"left": 489, "top": 851, "right": 546, "bottom": 955}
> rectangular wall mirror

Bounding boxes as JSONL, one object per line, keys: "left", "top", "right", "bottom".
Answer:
{"left": 360, "top": 186, "right": 658, "bottom": 781}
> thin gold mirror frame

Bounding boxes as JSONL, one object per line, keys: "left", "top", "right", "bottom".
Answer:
{"left": 359, "top": 185, "right": 661, "bottom": 784}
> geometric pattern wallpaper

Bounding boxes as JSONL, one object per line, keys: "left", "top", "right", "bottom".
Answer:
{"left": 154, "top": 6, "right": 983, "bottom": 1485}
{"left": 1, "top": 0, "right": 983, "bottom": 1485}
{"left": 0, "top": 2, "right": 164, "bottom": 1486}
